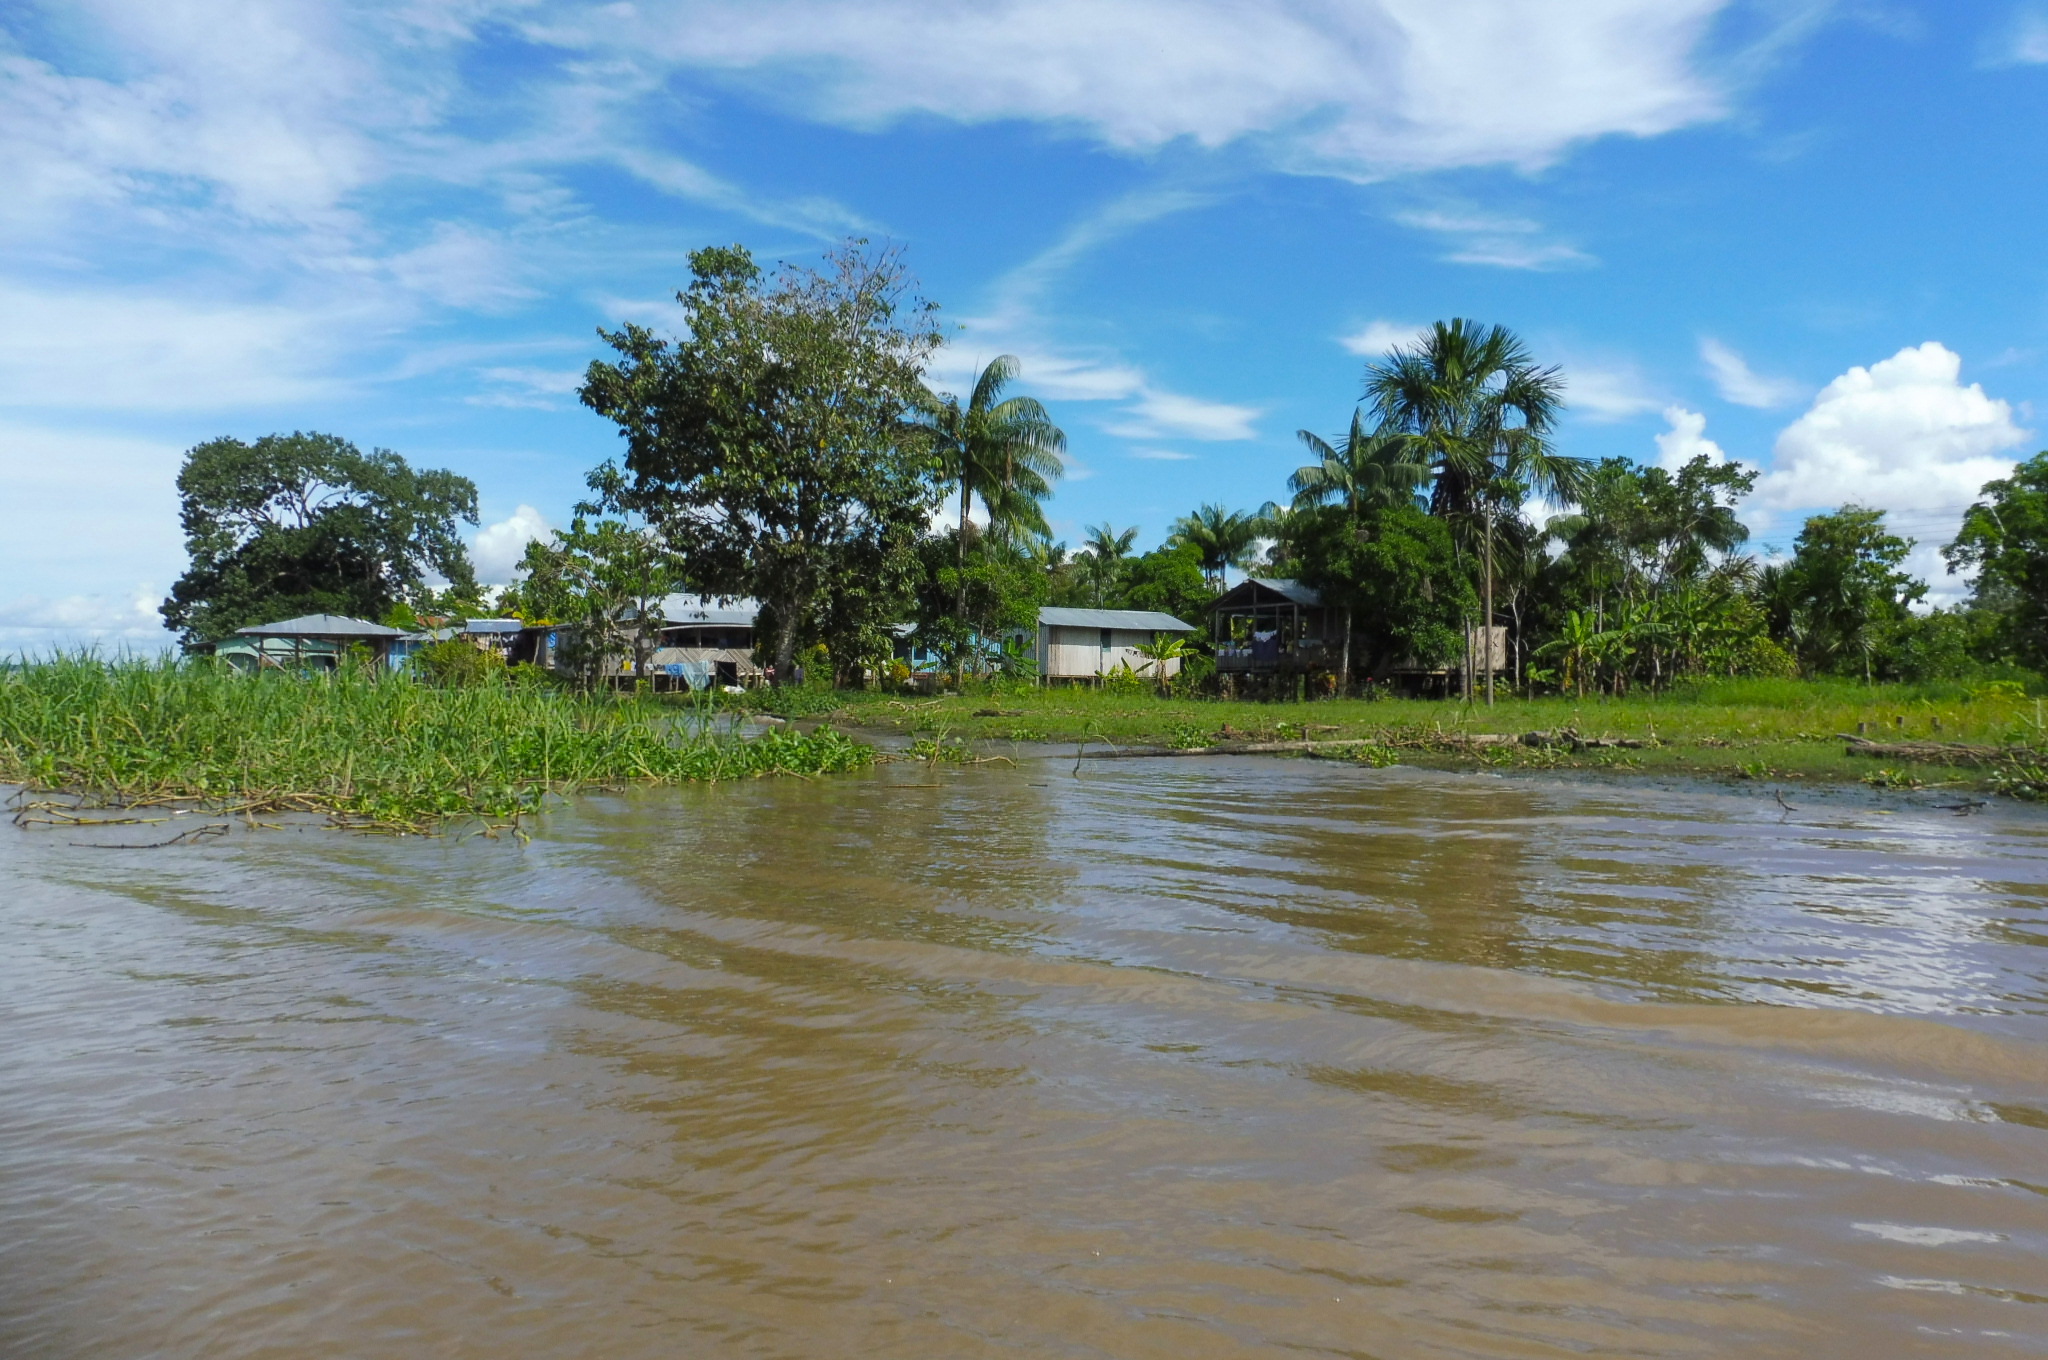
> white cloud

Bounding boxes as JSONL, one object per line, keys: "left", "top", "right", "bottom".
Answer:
{"left": 583, "top": 0, "right": 1743, "bottom": 177}
{"left": 1758, "top": 343, "right": 2027, "bottom": 517}
{"left": 469, "top": 365, "right": 588, "bottom": 410}
{"left": 1652, "top": 405, "right": 1728, "bottom": 471}
{"left": 1106, "top": 388, "right": 1261, "bottom": 442}
{"left": 1699, "top": 337, "right": 1802, "bottom": 408}
{"left": 386, "top": 224, "right": 536, "bottom": 312}
{"left": 1567, "top": 365, "right": 1663, "bottom": 421}
{"left": 1991, "top": 10, "right": 2048, "bottom": 64}
{"left": 1393, "top": 207, "right": 1592, "bottom": 270}
{"left": 0, "top": 281, "right": 347, "bottom": 411}
{"left": 1129, "top": 448, "right": 1194, "bottom": 461}
{"left": 1339, "top": 320, "right": 1424, "bottom": 357}
{"left": 0, "top": 588, "right": 172, "bottom": 656}
{"left": 0, "top": 421, "right": 185, "bottom": 577}
{"left": 930, "top": 336, "right": 1253, "bottom": 447}
{"left": 472, "top": 504, "right": 553, "bottom": 585}
{"left": 926, "top": 347, "right": 1145, "bottom": 404}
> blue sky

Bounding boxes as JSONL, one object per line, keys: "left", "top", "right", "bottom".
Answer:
{"left": 6, "top": 0, "right": 2048, "bottom": 649}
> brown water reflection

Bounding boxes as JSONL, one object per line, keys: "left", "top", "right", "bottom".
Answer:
{"left": 4, "top": 761, "right": 2047, "bottom": 1358}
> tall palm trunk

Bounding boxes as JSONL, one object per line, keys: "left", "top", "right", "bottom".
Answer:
{"left": 955, "top": 480, "right": 970, "bottom": 677}
{"left": 1339, "top": 604, "right": 1352, "bottom": 696}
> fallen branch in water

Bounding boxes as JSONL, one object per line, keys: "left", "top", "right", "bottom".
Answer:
{"left": 70, "top": 822, "right": 230, "bottom": 850}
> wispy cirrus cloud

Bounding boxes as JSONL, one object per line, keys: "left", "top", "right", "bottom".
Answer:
{"left": 1699, "top": 337, "right": 1803, "bottom": 408}
{"left": 1393, "top": 208, "right": 1593, "bottom": 270}
{"left": 563, "top": 0, "right": 1755, "bottom": 177}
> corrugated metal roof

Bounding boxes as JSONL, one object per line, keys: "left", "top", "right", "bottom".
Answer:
{"left": 1249, "top": 578, "right": 1322, "bottom": 605}
{"left": 1038, "top": 607, "right": 1196, "bottom": 632}
{"left": 655, "top": 593, "right": 760, "bottom": 627}
{"left": 236, "top": 613, "right": 406, "bottom": 637}
{"left": 462, "top": 618, "right": 524, "bottom": 634}
{"left": 1213, "top": 578, "right": 1323, "bottom": 608}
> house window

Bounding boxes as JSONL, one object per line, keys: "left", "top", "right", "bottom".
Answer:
{"left": 1100, "top": 628, "right": 1112, "bottom": 651}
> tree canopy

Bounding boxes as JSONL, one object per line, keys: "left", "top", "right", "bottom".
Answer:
{"left": 1291, "top": 504, "right": 1474, "bottom": 674}
{"left": 1946, "top": 451, "right": 2048, "bottom": 671}
{"left": 160, "top": 431, "right": 479, "bottom": 650}
{"left": 579, "top": 241, "right": 944, "bottom": 684}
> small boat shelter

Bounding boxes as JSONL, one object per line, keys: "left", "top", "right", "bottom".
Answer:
{"left": 219, "top": 614, "right": 407, "bottom": 671}
{"left": 1035, "top": 607, "right": 1196, "bottom": 684}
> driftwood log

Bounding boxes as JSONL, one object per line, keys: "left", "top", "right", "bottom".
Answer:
{"left": 1838, "top": 736, "right": 2012, "bottom": 766}
{"left": 1074, "top": 739, "right": 1386, "bottom": 759}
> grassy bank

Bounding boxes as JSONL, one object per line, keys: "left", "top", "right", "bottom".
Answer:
{"left": 817, "top": 678, "right": 2048, "bottom": 795}
{"left": 0, "top": 656, "right": 873, "bottom": 833}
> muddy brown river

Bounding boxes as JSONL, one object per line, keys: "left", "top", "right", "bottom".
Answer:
{"left": 4, "top": 760, "right": 2047, "bottom": 1357}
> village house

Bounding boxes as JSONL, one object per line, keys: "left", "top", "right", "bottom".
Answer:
{"left": 1033, "top": 606, "right": 1196, "bottom": 685}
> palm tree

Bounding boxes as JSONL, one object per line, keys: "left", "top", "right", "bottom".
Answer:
{"left": 1079, "top": 523, "right": 1137, "bottom": 607}
{"left": 1283, "top": 414, "right": 1430, "bottom": 696}
{"left": 918, "top": 355, "right": 1066, "bottom": 670}
{"left": 1289, "top": 411, "right": 1429, "bottom": 516}
{"left": 1535, "top": 609, "right": 1600, "bottom": 699}
{"left": 1365, "top": 319, "right": 1587, "bottom": 706}
{"left": 1170, "top": 504, "right": 1261, "bottom": 590}
{"left": 1132, "top": 633, "right": 1192, "bottom": 696}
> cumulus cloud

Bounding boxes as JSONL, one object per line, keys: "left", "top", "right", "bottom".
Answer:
{"left": 472, "top": 504, "right": 553, "bottom": 585}
{"left": 1339, "top": 320, "right": 1424, "bottom": 357}
{"left": 1652, "top": 406, "right": 1728, "bottom": 471}
{"left": 1699, "top": 337, "right": 1802, "bottom": 408}
{"left": 1758, "top": 343, "right": 2027, "bottom": 516}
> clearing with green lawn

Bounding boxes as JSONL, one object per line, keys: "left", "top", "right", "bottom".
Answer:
{"left": 815, "top": 678, "right": 2048, "bottom": 796}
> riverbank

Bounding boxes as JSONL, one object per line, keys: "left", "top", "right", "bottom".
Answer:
{"left": 0, "top": 657, "right": 873, "bottom": 833}
{"left": 814, "top": 679, "right": 2048, "bottom": 795}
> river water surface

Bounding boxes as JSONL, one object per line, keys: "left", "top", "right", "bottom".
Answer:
{"left": 4, "top": 760, "right": 2047, "bottom": 1358}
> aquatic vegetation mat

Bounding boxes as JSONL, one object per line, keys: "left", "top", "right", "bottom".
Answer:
{"left": 0, "top": 656, "right": 874, "bottom": 834}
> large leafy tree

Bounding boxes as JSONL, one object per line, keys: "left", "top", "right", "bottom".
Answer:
{"left": 580, "top": 242, "right": 944, "bottom": 685}
{"left": 1542, "top": 454, "right": 1757, "bottom": 629}
{"left": 1291, "top": 504, "right": 1476, "bottom": 679}
{"left": 502, "top": 515, "right": 684, "bottom": 688}
{"left": 1946, "top": 451, "right": 2048, "bottom": 669}
{"left": 910, "top": 530, "right": 1047, "bottom": 676}
{"left": 1365, "top": 319, "right": 1586, "bottom": 702}
{"left": 1778, "top": 506, "right": 1925, "bottom": 680}
{"left": 161, "top": 431, "right": 479, "bottom": 650}
{"left": 1109, "top": 540, "right": 1214, "bottom": 625}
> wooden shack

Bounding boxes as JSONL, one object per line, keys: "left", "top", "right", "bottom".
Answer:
{"left": 647, "top": 595, "right": 764, "bottom": 690}
{"left": 1034, "top": 607, "right": 1196, "bottom": 684}
{"left": 1209, "top": 579, "right": 1344, "bottom": 681}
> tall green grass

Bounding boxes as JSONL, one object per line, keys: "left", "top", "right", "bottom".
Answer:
{"left": 0, "top": 655, "right": 873, "bottom": 831}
